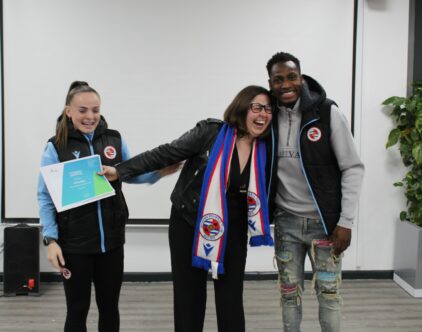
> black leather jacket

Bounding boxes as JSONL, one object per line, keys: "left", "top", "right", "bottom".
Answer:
{"left": 116, "top": 118, "right": 276, "bottom": 227}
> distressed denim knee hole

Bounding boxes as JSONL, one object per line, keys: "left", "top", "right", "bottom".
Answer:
{"left": 275, "top": 250, "right": 294, "bottom": 284}
{"left": 314, "top": 271, "right": 341, "bottom": 295}
{"left": 280, "top": 283, "right": 302, "bottom": 307}
{"left": 276, "top": 250, "right": 292, "bottom": 263}
{"left": 311, "top": 240, "right": 342, "bottom": 274}
{"left": 318, "top": 290, "right": 343, "bottom": 310}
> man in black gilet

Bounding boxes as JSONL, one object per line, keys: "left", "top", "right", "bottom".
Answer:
{"left": 266, "top": 52, "right": 364, "bottom": 332}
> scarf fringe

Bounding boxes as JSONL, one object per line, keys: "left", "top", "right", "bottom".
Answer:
{"left": 192, "top": 256, "right": 211, "bottom": 271}
{"left": 192, "top": 257, "right": 225, "bottom": 275}
{"left": 249, "top": 234, "right": 274, "bottom": 247}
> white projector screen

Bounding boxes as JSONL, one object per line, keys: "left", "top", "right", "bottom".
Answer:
{"left": 2, "top": 0, "right": 355, "bottom": 220}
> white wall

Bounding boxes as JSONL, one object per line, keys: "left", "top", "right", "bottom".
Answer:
{"left": 118, "top": 0, "right": 411, "bottom": 274}
{"left": 2, "top": 0, "right": 354, "bottom": 219}
{"left": 353, "top": 0, "right": 409, "bottom": 271}
{"left": 0, "top": 0, "right": 412, "bottom": 274}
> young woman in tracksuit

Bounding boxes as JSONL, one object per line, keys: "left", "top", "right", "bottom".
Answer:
{"left": 37, "top": 81, "right": 172, "bottom": 332}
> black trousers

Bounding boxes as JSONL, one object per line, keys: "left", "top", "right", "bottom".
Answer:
{"left": 169, "top": 206, "right": 248, "bottom": 332}
{"left": 62, "top": 246, "right": 124, "bottom": 332}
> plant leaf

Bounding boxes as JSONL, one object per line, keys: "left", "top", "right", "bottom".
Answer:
{"left": 382, "top": 96, "right": 406, "bottom": 106}
{"left": 412, "top": 143, "right": 422, "bottom": 164}
{"left": 384, "top": 87, "right": 422, "bottom": 227}
{"left": 386, "top": 128, "right": 400, "bottom": 148}
{"left": 400, "top": 211, "right": 407, "bottom": 221}
{"left": 416, "top": 117, "right": 422, "bottom": 132}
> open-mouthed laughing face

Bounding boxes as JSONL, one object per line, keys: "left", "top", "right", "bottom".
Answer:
{"left": 245, "top": 93, "right": 272, "bottom": 138}
{"left": 65, "top": 92, "right": 101, "bottom": 134}
{"left": 268, "top": 60, "right": 303, "bottom": 108}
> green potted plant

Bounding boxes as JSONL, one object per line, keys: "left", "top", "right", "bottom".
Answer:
{"left": 383, "top": 82, "right": 422, "bottom": 297}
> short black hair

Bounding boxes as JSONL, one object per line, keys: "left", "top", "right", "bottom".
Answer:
{"left": 266, "top": 52, "right": 301, "bottom": 77}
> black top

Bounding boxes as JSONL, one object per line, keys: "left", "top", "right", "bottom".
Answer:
{"left": 227, "top": 144, "right": 251, "bottom": 195}
{"left": 226, "top": 144, "right": 251, "bottom": 235}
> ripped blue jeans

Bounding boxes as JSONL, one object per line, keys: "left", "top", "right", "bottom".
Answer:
{"left": 274, "top": 208, "right": 342, "bottom": 332}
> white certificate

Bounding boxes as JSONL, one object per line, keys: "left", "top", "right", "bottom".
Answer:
{"left": 40, "top": 155, "right": 115, "bottom": 212}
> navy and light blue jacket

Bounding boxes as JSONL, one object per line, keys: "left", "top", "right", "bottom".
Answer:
{"left": 38, "top": 117, "right": 159, "bottom": 254}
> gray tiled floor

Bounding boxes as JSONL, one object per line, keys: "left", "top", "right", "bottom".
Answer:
{"left": 1, "top": 279, "right": 422, "bottom": 331}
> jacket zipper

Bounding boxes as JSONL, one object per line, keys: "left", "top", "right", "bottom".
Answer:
{"left": 286, "top": 111, "right": 292, "bottom": 146}
{"left": 267, "top": 125, "right": 275, "bottom": 200}
{"left": 298, "top": 119, "right": 329, "bottom": 236}
{"left": 85, "top": 136, "right": 106, "bottom": 253}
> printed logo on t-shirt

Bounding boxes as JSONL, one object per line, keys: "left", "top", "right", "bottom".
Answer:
{"left": 104, "top": 146, "right": 117, "bottom": 159}
{"left": 307, "top": 127, "right": 322, "bottom": 142}
{"left": 278, "top": 148, "right": 299, "bottom": 158}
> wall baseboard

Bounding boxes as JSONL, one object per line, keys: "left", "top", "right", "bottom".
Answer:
{"left": 0, "top": 270, "right": 393, "bottom": 283}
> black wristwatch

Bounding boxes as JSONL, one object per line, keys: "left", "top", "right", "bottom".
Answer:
{"left": 43, "top": 237, "right": 57, "bottom": 246}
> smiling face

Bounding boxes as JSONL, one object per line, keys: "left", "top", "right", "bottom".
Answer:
{"left": 65, "top": 92, "right": 101, "bottom": 134}
{"left": 245, "top": 93, "right": 272, "bottom": 139}
{"left": 268, "top": 60, "right": 303, "bottom": 107}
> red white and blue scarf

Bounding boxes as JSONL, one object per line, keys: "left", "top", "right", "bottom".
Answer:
{"left": 192, "top": 123, "right": 273, "bottom": 279}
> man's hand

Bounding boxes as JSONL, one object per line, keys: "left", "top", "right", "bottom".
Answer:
{"left": 330, "top": 225, "right": 351, "bottom": 256}
{"left": 98, "top": 165, "right": 119, "bottom": 182}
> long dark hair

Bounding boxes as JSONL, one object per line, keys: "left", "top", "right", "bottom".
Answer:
{"left": 223, "top": 85, "right": 271, "bottom": 137}
{"left": 55, "top": 81, "right": 100, "bottom": 148}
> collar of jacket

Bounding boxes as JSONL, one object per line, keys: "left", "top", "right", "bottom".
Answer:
{"left": 299, "top": 75, "right": 327, "bottom": 124}
{"left": 56, "top": 115, "right": 109, "bottom": 141}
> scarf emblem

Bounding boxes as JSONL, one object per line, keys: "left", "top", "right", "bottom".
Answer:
{"left": 247, "top": 192, "right": 261, "bottom": 216}
{"left": 199, "top": 214, "right": 224, "bottom": 242}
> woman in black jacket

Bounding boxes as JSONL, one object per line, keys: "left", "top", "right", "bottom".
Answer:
{"left": 101, "top": 85, "right": 275, "bottom": 332}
